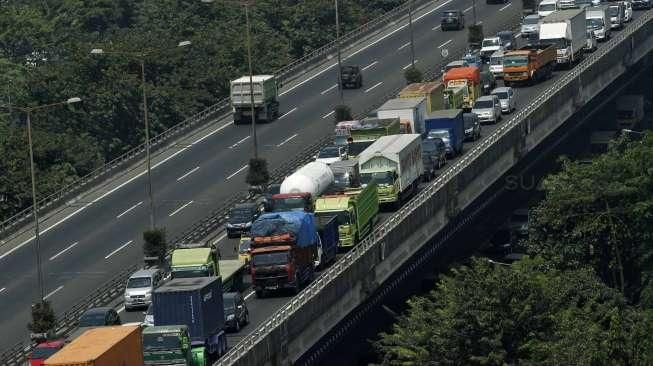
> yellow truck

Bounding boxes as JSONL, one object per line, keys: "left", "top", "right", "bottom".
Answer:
{"left": 170, "top": 243, "right": 245, "bottom": 292}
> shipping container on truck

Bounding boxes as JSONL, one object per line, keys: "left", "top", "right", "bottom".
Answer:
{"left": 376, "top": 97, "right": 427, "bottom": 135}
{"left": 443, "top": 66, "right": 481, "bottom": 108}
{"left": 539, "top": 9, "right": 587, "bottom": 67}
{"left": 358, "top": 134, "right": 423, "bottom": 209}
{"left": 272, "top": 161, "right": 334, "bottom": 212}
{"left": 314, "top": 214, "right": 339, "bottom": 268}
{"left": 424, "top": 109, "right": 465, "bottom": 156}
{"left": 250, "top": 211, "right": 319, "bottom": 297}
{"left": 399, "top": 82, "right": 446, "bottom": 114}
{"left": 503, "top": 44, "right": 556, "bottom": 85}
{"left": 230, "top": 75, "right": 279, "bottom": 124}
{"left": 314, "top": 182, "right": 379, "bottom": 248}
{"left": 44, "top": 326, "right": 143, "bottom": 366}
{"left": 347, "top": 117, "right": 401, "bottom": 158}
{"left": 153, "top": 277, "right": 227, "bottom": 360}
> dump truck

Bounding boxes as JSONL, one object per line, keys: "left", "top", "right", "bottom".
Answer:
{"left": 230, "top": 75, "right": 279, "bottom": 124}
{"left": 44, "top": 326, "right": 143, "bottom": 366}
{"left": 358, "top": 134, "right": 423, "bottom": 209}
{"left": 143, "top": 325, "right": 196, "bottom": 366}
{"left": 424, "top": 109, "right": 465, "bottom": 157}
{"left": 272, "top": 161, "right": 334, "bottom": 212}
{"left": 503, "top": 44, "right": 556, "bottom": 85}
{"left": 616, "top": 95, "right": 645, "bottom": 129}
{"left": 399, "top": 82, "right": 446, "bottom": 114}
{"left": 347, "top": 117, "right": 401, "bottom": 158}
{"left": 376, "top": 97, "right": 427, "bottom": 135}
{"left": 443, "top": 66, "right": 481, "bottom": 108}
{"left": 170, "top": 243, "right": 245, "bottom": 292}
{"left": 315, "top": 182, "right": 379, "bottom": 248}
{"left": 250, "top": 211, "right": 319, "bottom": 297}
{"left": 314, "top": 214, "right": 339, "bottom": 268}
{"left": 327, "top": 159, "right": 360, "bottom": 194}
{"left": 151, "top": 277, "right": 227, "bottom": 362}
{"left": 539, "top": 9, "right": 587, "bottom": 67}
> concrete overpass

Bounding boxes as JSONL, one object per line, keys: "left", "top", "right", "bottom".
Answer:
{"left": 215, "top": 10, "right": 653, "bottom": 366}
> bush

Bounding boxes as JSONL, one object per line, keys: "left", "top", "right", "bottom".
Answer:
{"left": 404, "top": 66, "right": 423, "bottom": 84}
{"left": 246, "top": 158, "right": 270, "bottom": 186}
{"left": 28, "top": 300, "right": 56, "bottom": 334}
{"left": 334, "top": 104, "right": 353, "bottom": 122}
{"left": 143, "top": 228, "right": 167, "bottom": 264}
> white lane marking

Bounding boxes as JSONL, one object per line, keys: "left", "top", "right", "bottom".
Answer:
{"left": 438, "top": 39, "right": 453, "bottom": 48}
{"left": 44, "top": 285, "right": 64, "bottom": 300}
{"left": 0, "top": 287, "right": 5, "bottom": 294}
{"left": 278, "top": 0, "right": 454, "bottom": 97}
{"left": 49, "top": 242, "right": 79, "bottom": 261}
{"left": 279, "top": 107, "right": 297, "bottom": 119}
{"left": 104, "top": 240, "right": 134, "bottom": 259}
{"left": 397, "top": 41, "right": 411, "bottom": 50}
{"left": 229, "top": 136, "right": 250, "bottom": 149}
{"left": 116, "top": 201, "right": 143, "bottom": 219}
{"left": 320, "top": 84, "right": 338, "bottom": 95}
{"left": 432, "top": 25, "right": 442, "bottom": 30}
{"left": 177, "top": 166, "right": 200, "bottom": 181}
{"left": 499, "top": 3, "right": 511, "bottom": 11}
{"left": 169, "top": 201, "right": 194, "bottom": 217}
{"left": 402, "top": 60, "right": 419, "bottom": 70}
{"left": 464, "top": 6, "right": 473, "bottom": 12}
{"left": 277, "top": 133, "right": 298, "bottom": 147}
{"left": 322, "top": 110, "right": 335, "bottom": 119}
{"left": 362, "top": 61, "right": 378, "bottom": 70}
{"left": 0, "top": 121, "right": 235, "bottom": 261}
{"left": 117, "top": 306, "right": 126, "bottom": 314}
{"left": 226, "top": 165, "right": 248, "bottom": 180}
{"left": 364, "top": 81, "right": 383, "bottom": 93}
{"left": 244, "top": 290, "right": 256, "bottom": 301}
{"left": 212, "top": 233, "right": 228, "bottom": 246}
{"left": 514, "top": 32, "right": 522, "bottom": 38}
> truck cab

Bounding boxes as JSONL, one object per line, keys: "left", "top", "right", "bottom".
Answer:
{"left": 489, "top": 50, "right": 505, "bottom": 78}
{"left": 480, "top": 37, "right": 503, "bottom": 61}
{"left": 538, "top": 0, "right": 558, "bottom": 17}
{"left": 586, "top": 7, "right": 610, "bottom": 42}
{"left": 608, "top": 3, "right": 625, "bottom": 29}
{"left": 143, "top": 325, "right": 194, "bottom": 366}
{"left": 443, "top": 66, "right": 481, "bottom": 109}
{"left": 170, "top": 243, "right": 219, "bottom": 279}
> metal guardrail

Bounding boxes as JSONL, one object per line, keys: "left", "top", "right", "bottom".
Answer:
{"left": 0, "top": 0, "right": 433, "bottom": 240}
{"left": 215, "top": 10, "right": 653, "bottom": 365}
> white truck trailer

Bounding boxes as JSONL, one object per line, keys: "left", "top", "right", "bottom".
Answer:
{"left": 376, "top": 97, "right": 427, "bottom": 135}
{"left": 539, "top": 9, "right": 587, "bottom": 67}
{"left": 358, "top": 134, "right": 423, "bottom": 209}
{"left": 230, "top": 75, "right": 279, "bottom": 124}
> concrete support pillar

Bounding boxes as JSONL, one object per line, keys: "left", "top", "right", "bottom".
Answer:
{"left": 445, "top": 177, "right": 459, "bottom": 219}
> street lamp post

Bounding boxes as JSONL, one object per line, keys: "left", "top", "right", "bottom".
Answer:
{"left": 408, "top": 0, "right": 416, "bottom": 67}
{"left": 91, "top": 41, "right": 190, "bottom": 229}
{"left": 335, "top": 0, "right": 344, "bottom": 104}
{"left": 1, "top": 97, "right": 82, "bottom": 302}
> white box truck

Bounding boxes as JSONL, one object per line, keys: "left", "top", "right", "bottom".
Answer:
{"left": 230, "top": 75, "right": 279, "bottom": 124}
{"left": 376, "top": 97, "right": 427, "bottom": 135}
{"left": 586, "top": 6, "right": 611, "bottom": 41}
{"left": 358, "top": 134, "right": 423, "bottom": 209}
{"left": 539, "top": 9, "right": 587, "bottom": 67}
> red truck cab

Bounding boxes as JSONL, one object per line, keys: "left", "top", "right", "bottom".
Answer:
{"left": 28, "top": 339, "right": 65, "bottom": 366}
{"left": 270, "top": 193, "right": 313, "bottom": 212}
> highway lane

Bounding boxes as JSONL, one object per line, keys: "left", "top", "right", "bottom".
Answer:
{"left": 0, "top": 0, "right": 523, "bottom": 349}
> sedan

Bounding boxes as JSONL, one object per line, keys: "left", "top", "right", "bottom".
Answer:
{"left": 490, "top": 87, "right": 516, "bottom": 114}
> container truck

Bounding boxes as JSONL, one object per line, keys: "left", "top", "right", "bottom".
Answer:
{"left": 586, "top": 6, "right": 611, "bottom": 41}
{"left": 230, "top": 75, "right": 279, "bottom": 124}
{"left": 151, "top": 277, "right": 227, "bottom": 362}
{"left": 334, "top": 120, "right": 362, "bottom": 147}
{"left": 314, "top": 183, "right": 379, "bottom": 248}
{"left": 170, "top": 243, "right": 245, "bottom": 292}
{"left": 358, "top": 134, "right": 423, "bottom": 209}
{"left": 143, "top": 325, "right": 196, "bottom": 366}
{"left": 44, "top": 326, "right": 143, "bottom": 366}
{"left": 250, "top": 211, "right": 319, "bottom": 297}
{"left": 327, "top": 160, "right": 360, "bottom": 194}
{"left": 272, "top": 161, "right": 334, "bottom": 212}
{"left": 443, "top": 66, "right": 481, "bottom": 108}
{"left": 376, "top": 98, "right": 427, "bottom": 135}
{"left": 314, "top": 215, "right": 339, "bottom": 268}
{"left": 503, "top": 45, "right": 556, "bottom": 86}
{"left": 399, "top": 82, "right": 446, "bottom": 114}
{"left": 424, "top": 109, "right": 465, "bottom": 157}
{"left": 616, "top": 95, "right": 645, "bottom": 129}
{"left": 348, "top": 117, "right": 401, "bottom": 158}
{"left": 539, "top": 9, "right": 587, "bottom": 67}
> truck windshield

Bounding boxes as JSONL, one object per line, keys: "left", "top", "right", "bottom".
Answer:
{"left": 586, "top": 18, "right": 603, "bottom": 29}
{"left": 490, "top": 56, "right": 503, "bottom": 65}
{"left": 482, "top": 38, "right": 500, "bottom": 47}
{"left": 540, "top": 38, "right": 568, "bottom": 49}
{"left": 539, "top": 3, "right": 556, "bottom": 11}
{"left": 503, "top": 56, "right": 528, "bottom": 66}
{"left": 427, "top": 130, "right": 450, "bottom": 140}
{"left": 608, "top": 6, "right": 619, "bottom": 16}
{"left": 272, "top": 197, "right": 306, "bottom": 212}
{"left": 523, "top": 17, "right": 539, "bottom": 25}
{"left": 318, "top": 147, "right": 341, "bottom": 158}
{"left": 126, "top": 277, "right": 151, "bottom": 288}
{"left": 252, "top": 252, "right": 289, "bottom": 266}
{"left": 361, "top": 171, "right": 395, "bottom": 186}
{"left": 143, "top": 333, "right": 182, "bottom": 351}
{"left": 333, "top": 172, "right": 352, "bottom": 188}
{"left": 172, "top": 268, "right": 211, "bottom": 278}
{"left": 347, "top": 141, "right": 374, "bottom": 157}
{"left": 317, "top": 211, "right": 351, "bottom": 225}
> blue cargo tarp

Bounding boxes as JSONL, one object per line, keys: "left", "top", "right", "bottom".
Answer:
{"left": 250, "top": 212, "right": 318, "bottom": 247}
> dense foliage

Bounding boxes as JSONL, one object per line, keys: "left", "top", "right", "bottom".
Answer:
{"left": 0, "top": 0, "right": 403, "bottom": 220}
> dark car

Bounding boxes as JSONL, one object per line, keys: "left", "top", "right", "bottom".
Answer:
{"left": 480, "top": 71, "right": 496, "bottom": 95}
{"left": 226, "top": 203, "right": 260, "bottom": 238}
{"left": 497, "top": 31, "right": 515, "bottom": 50}
{"left": 421, "top": 138, "right": 447, "bottom": 181}
{"left": 68, "top": 307, "right": 121, "bottom": 340}
{"left": 340, "top": 66, "right": 362, "bottom": 89}
{"left": 224, "top": 292, "right": 249, "bottom": 332}
{"left": 463, "top": 112, "right": 481, "bottom": 141}
{"left": 441, "top": 10, "right": 465, "bottom": 31}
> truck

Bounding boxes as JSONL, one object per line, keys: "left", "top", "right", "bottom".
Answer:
{"left": 250, "top": 211, "right": 319, "bottom": 297}
{"left": 442, "top": 85, "right": 466, "bottom": 110}
{"left": 314, "top": 214, "right": 339, "bottom": 268}
{"left": 44, "top": 326, "right": 143, "bottom": 366}
{"left": 170, "top": 243, "right": 245, "bottom": 292}
{"left": 399, "top": 82, "right": 446, "bottom": 114}
{"left": 424, "top": 109, "right": 465, "bottom": 157}
{"left": 230, "top": 75, "right": 279, "bottom": 125}
{"left": 358, "top": 134, "right": 423, "bottom": 209}
{"left": 327, "top": 159, "right": 360, "bottom": 194}
{"left": 443, "top": 66, "right": 481, "bottom": 109}
{"left": 151, "top": 277, "right": 227, "bottom": 362}
{"left": 314, "top": 183, "right": 379, "bottom": 248}
{"left": 586, "top": 6, "right": 611, "bottom": 42}
{"left": 480, "top": 37, "right": 504, "bottom": 61}
{"left": 503, "top": 44, "right": 556, "bottom": 86}
{"left": 539, "top": 9, "right": 587, "bottom": 67}
{"left": 538, "top": 0, "right": 558, "bottom": 17}
{"left": 334, "top": 120, "right": 362, "bottom": 147}
{"left": 272, "top": 161, "right": 334, "bottom": 212}
{"left": 376, "top": 98, "right": 427, "bottom": 135}
{"left": 348, "top": 117, "right": 401, "bottom": 158}
{"left": 143, "top": 325, "right": 196, "bottom": 366}
{"left": 616, "top": 95, "right": 645, "bottom": 129}
{"left": 489, "top": 50, "right": 504, "bottom": 78}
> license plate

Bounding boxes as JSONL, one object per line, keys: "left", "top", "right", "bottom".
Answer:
{"left": 265, "top": 285, "right": 278, "bottom": 290}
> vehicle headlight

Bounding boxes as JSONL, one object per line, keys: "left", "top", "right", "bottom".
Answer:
{"left": 245, "top": 222, "right": 252, "bottom": 227}
{"left": 124, "top": 294, "right": 130, "bottom": 300}
{"left": 227, "top": 314, "right": 235, "bottom": 320}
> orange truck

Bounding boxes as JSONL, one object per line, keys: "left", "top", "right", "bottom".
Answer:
{"left": 442, "top": 66, "right": 481, "bottom": 108}
{"left": 502, "top": 45, "right": 556, "bottom": 86}
{"left": 44, "top": 326, "right": 143, "bottom": 366}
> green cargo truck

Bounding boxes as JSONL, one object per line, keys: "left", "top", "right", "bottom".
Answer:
{"left": 170, "top": 243, "right": 245, "bottom": 292}
{"left": 347, "top": 117, "right": 401, "bottom": 158}
{"left": 314, "top": 183, "right": 379, "bottom": 248}
{"left": 143, "top": 325, "right": 198, "bottom": 366}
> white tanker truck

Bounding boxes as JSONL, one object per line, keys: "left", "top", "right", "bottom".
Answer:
{"left": 270, "top": 162, "right": 334, "bottom": 212}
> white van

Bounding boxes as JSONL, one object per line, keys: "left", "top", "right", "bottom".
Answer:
{"left": 538, "top": 0, "right": 558, "bottom": 17}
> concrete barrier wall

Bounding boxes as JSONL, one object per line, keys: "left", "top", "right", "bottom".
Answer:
{"left": 219, "top": 12, "right": 653, "bottom": 366}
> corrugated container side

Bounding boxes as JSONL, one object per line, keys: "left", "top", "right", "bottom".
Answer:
{"left": 44, "top": 326, "right": 142, "bottom": 366}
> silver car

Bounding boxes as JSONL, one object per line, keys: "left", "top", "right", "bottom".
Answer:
{"left": 520, "top": 14, "right": 540, "bottom": 38}
{"left": 124, "top": 268, "right": 162, "bottom": 310}
{"left": 491, "top": 87, "right": 516, "bottom": 114}
{"left": 471, "top": 95, "right": 502, "bottom": 124}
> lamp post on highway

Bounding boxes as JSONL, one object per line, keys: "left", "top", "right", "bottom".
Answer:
{"left": 335, "top": 0, "right": 344, "bottom": 104}
{"left": 408, "top": 0, "right": 416, "bottom": 67}
{"left": 91, "top": 41, "right": 191, "bottom": 230}
{"left": 0, "top": 97, "right": 83, "bottom": 302}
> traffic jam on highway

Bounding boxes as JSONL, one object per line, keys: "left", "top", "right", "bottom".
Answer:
{"left": 24, "top": 0, "right": 650, "bottom": 364}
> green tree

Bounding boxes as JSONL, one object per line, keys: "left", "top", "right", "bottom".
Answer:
{"left": 334, "top": 104, "right": 352, "bottom": 122}
{"left": 403, "top": 66, "right": 423, "bottom": 84}
{"left": 143, "top": 228, "right": 167, "bottom": 264}
{"left": 468, "top": 24, "right": 484, "bottom": 48}
{"left": 246, "top": 157, "right": 270, "bottom": 187}
{"left": 27, "top": 300, "right": 56, "bottom": 334}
